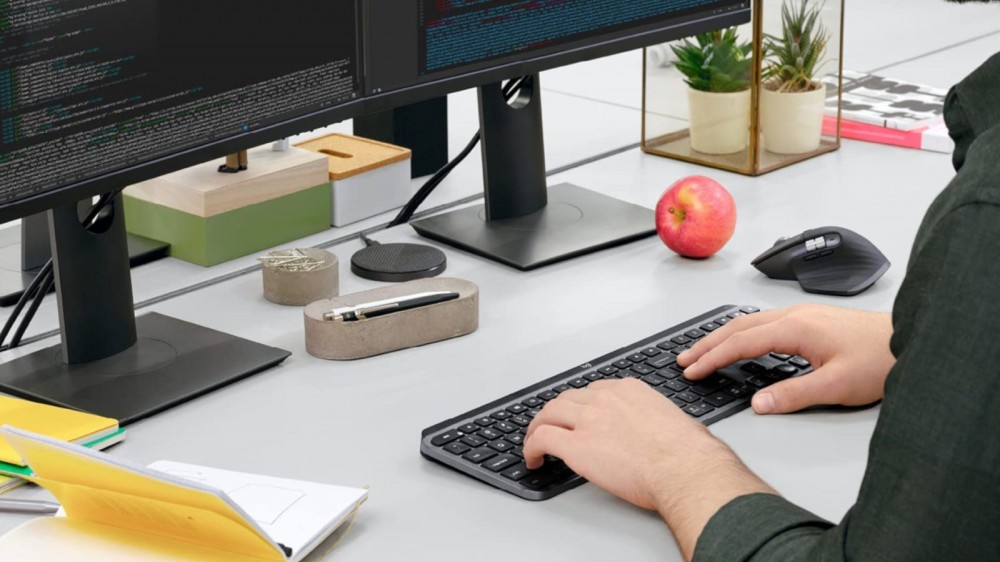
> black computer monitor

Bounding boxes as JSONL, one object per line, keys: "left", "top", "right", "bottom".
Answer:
{"left": 364, "top": 0, "right": 751, "bottom": 269}
{"left": 0, "top": 0, "right": 365, "bottom": 423}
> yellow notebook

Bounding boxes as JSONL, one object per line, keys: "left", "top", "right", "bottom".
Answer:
{"left": 0, "top": 396, "right": 118, "bottom": 467}
{"left": 0, "top": 428, "right": 367, "bottom": 562}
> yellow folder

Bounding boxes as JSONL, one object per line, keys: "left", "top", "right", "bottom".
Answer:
{"left": 0, "top": 396, "right": 118, "bottom": 466}
{"left": 0, "top": 427, "right": 291, "bottom": 562}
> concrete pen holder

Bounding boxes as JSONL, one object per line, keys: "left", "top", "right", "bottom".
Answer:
{"left": 304, "top": 277, "right": 478, "bottom": 360}
{"left": 262, "top": 248, "right": 339, "bottom": 306}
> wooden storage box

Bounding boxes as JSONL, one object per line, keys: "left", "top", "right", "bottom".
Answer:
{"left": 296, "top": 134, "right": 412, "bottom": 227}
{"left": 123, "top": 146, "right": 331, "bottom": 267}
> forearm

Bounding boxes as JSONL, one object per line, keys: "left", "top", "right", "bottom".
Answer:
{"left": 650, "top": 437, "right": 777, "bottom": 561}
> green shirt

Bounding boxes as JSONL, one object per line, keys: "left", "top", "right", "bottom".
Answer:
{"left": 694, "top": 53, "right": 1000, "bottom": 561}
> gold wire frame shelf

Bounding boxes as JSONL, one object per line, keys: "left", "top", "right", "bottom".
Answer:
{"left": 641, "top": 0, "right": 846, "bottom": 176}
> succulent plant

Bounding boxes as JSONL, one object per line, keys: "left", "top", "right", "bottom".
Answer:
{"left": 764, "top": 0, "right": 830, "bottom": 93}
{"left": 670, "top": 28, "right": 753, "bottom": 93}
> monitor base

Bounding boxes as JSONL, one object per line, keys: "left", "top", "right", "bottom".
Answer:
{"left": 0, "top": 229, "right": 170, "bottom": 307}
{"left": 0, "top": 312, "right": 290, "bottom": 425}
{"left": 411, "top": 183, "right": 656, "bottom": 271}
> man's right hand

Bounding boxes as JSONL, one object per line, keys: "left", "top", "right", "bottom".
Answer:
{"left": 678, "top": 305, "right": 896, "bottom": 414}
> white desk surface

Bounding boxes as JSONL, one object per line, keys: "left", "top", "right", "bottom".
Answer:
{"left": 1, "top": 3, "right": 996, "bottom": 559}
{"left": 0, "top": 86, "right": 643, "bottom": 342}
{"left": 0, "top": 134, "right": 957, "bottom": 560}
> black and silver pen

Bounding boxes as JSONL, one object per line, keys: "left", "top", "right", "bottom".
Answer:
{"left": 323, "top": 291, "right": 460, "bottom": 322}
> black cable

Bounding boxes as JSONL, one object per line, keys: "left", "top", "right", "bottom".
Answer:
{"left": 385, "top": 75, "right": 530, "bottom": 230}
{"left": 0, "top": 261, "right": 52, "bottom": 348}
{"left": 9, "top": 271, "right": 54, "bottom": 348}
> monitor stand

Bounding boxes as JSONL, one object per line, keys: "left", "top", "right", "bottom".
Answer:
{"left": 0, "top": 195, "right": 289, "bottom": 425}
{"left": 0, "top": 208, "right": 169, "bottom": 307}
{"left": 411, "top": 74, "right": 655, "bottom": 270}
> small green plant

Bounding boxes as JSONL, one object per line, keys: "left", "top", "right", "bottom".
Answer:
{"left": 670, "top": 28, "right": 753, "bottom": 93}
{"left": 764, "top": 0, "right": 830, "bottom": 93}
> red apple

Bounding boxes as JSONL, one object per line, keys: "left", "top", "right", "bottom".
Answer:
{"left": 655, "top": 175, "right": 736, "bottom": 258}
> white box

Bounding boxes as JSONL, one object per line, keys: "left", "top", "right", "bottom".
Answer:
{"left": 296, "top": 134, "right": 413, "bottom": 227}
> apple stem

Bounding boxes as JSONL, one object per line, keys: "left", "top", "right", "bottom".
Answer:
{"left": 669, "top": 207, "right": 686, "bottom": 222}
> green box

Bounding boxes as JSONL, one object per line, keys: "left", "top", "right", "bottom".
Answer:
{"left": 124, "top": 183, "right": 331, "bottom": 267}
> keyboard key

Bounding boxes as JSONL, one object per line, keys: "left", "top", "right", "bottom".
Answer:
{"left": 479, "top": 428, "right": 503, "bottom": 440}
{"left": 669, "top": 396, "right": 688, "bottom": 408}
{"left": 526, "top": 408, "right": 542, "bottom": 418}
{"left": 584, "top": 372, "right": 603, "bottom": 382}
{"left": 773, "top": 364, "right": 799, "bottom": 376}
{"left": 463, "top": 447, "right": 498, "bottom": 464}
{"left": 537, "top": 390, "right": 559, "bottom": 401}
{"left": 789, "top": 356, "right": 811, "bottom": 369}
{"left": 700, "top": 322, "right": 720, "bottom": 332}
{"left": 505, "top": 433, "right": 524, "bottom": 446}
{"left": 641, "top": 347, "right": 662, "bottom": 357}
{"left": 627, "top": 354, "right": 647, "bottom": 363}
{"left": 502, "top": 463, "right": 530, "bottom": 481}
{"left": 522, "top": 397, "right": 544, "bottom": 408}
{"left": 729, "top": 312, "right": 746, "bottom": 318}
{"left": 647, "top": 355, "right": 676, "bottom": 370}
{"left": 671, "top": 347, "right": 688, "bottom": 356}
{"left": 675, "top": 392, "right": 699, "bottom": 403}
{"left": 494, "top": 422, "right": 517, "bottom": 434}
{"left": 553, "top": 384, "right": 571, "bottom": 394}
{"left": 746, "top": 375, "right": 771, "bottom": 389}
{"left": 685, "top": 329, "right": 706, "bottom": 339}
{"left": 484, "top": 455, "right": 519, "bottom": 473}
{"left": 461, "top": 434, "right": 486, "bottom": 447}
{"left": 684, "top": 403, "right": 716, "bottom": 417}
{"left": 741, "top": 361, "right": 767, "bottom": 375}
{"left": 620, "top": 371, "right": 643, "bottom": 380}
{"left": 474, "top": 417, "right": 493, "bottom": 427}
{"left": 641, "top": 374, "right": 667, "bottom": 386}
{"left": 510, "top": 415, "right": 532, "bottom": 427}
{"left": 671, "top": 335, "right": 691, "bottom": 345}
{"left": 704, "top": 391, "right": 735, "bottom": 407}
{"left": 511, "top": 446, "right": 524, "bottom": 458}
{"left": 770, "top": 352, "right": 792, "bottom": 361}
{"left": 664, "top": 379, "right": 689, "bottom": 392}
{"left": 598, "top": 366, "right": 619, "bottom": 375}
{"left": 715, "top": 317, "right": 730, "bottom": 325}
{"left": 431, "top": 430, "right": 462, "bottom": 446}
{"left": 724, "top": 384, "right": 751, "bottom": 398}
{"left": 613, "top": 360, "right": 632, "bottom": 369}
{"left": 522, "top": 471, "right": 556, "bottom": 490}
{"left": 507, "top": 404, "right": 528, "bottom": 414}
{"left": 667, "top": 364, "right": 685, "bottom": 376}
{"left": 630, "top": 364, "right": 654, "bottom": 375}
{"left": 492, "top": 410, "right": 511, "bottom": 420}
{"left": 568, "top": 378, "right": 589, "bottom": 389}
{"left": 459, "top": 423, "right": 478, "bottom": 434}
{"left": 741, "top": 306, "right": 761, "bottom": 314}
{"left": 690, "top": 376, "right": 730, "bottom": 396}
{"left": 445, "top": 442, "right": 471, "bottom": 455}
{"left": 654, "top": 387, "right": 674, "bottom": 398}
{"left": 489, "top": 439, "right": 514, "bottom": 452}
{"left": 657, "top": 341, "right": 678, "bottom": 351}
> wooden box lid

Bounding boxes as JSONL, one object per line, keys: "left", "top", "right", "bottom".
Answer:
{"left": 296, "top": 133, "right": 412, "bottom": 181}
{"left": 124, "top": 146, "right": 329, "bottom": 218}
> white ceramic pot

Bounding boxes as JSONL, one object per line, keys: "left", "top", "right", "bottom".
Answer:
{"left": 687, "top": 88, "right": 751, "bottom": 155}
{"left": 761, "top": 85, "right": 826, "bottom": 154}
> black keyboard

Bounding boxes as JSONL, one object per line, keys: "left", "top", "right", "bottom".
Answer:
{"left": 420, "top": 305, "right": 813, "bottom": 501}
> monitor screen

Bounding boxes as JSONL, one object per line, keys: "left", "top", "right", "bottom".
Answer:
{"left": 364, "top": 0, "right": 749, "bottom": 95}
{"left": 0, "top": 0, "right": 361, "bottom": 209}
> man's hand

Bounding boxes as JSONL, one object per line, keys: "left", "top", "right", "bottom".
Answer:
{"left": 679, "top": 304, "right": 895, "bottom": 414}
{"left": 523, "top": 378, "right": 774, "bottom": 560}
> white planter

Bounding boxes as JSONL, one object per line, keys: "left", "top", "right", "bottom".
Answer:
{"left": 761, "top": 85, "right": 826, "bottom": 154}
{"left": 687, "top": 88, "right": 751, "bottom": 155}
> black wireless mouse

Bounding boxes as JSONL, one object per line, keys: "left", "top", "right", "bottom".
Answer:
{"left": 751, "top": 227, "right": 890, "bottom": 296}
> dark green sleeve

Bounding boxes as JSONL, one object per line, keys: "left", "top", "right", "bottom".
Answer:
{"left": 694, "top": 203, "right": 1000, "bottom": 561}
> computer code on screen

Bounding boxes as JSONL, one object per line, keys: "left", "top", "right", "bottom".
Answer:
{"left": 0, "top": 0, "right": 360, "bottom": 205}
{"left": 419, "top": 0, "right": 727, "bottom": 73}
